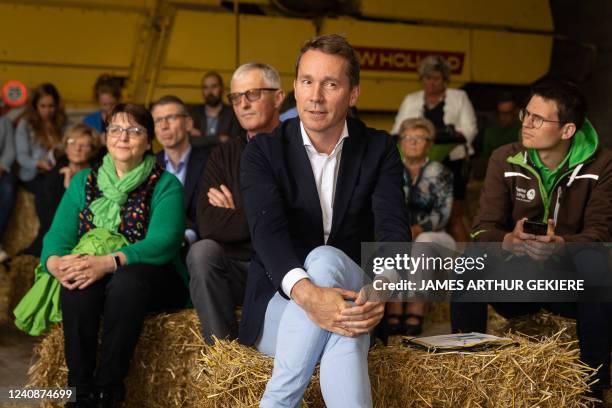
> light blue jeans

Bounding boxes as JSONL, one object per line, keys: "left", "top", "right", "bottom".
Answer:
{"left": 255, "top": 246, "right": 373, "bottom": 408}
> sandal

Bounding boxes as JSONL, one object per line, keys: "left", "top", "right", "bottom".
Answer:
{"left": 402, "top": 313, "right": 424, "bottom": 336}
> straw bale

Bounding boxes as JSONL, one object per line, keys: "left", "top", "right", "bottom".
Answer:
{"left": 425, "top": 301, "right": 450, "bottom": 324}
{"left": 0, "top": 263, "right": 9, "bottom": 325}
{"left": 193, "top": 339, "right": 324, "bottom": 407}
{"left": 28, "top": 310, "right": 204, "bottom": 408}
{"left": 0, "top": 255, "right": 38, "bottom": 326}
{"left": 488, "top": 308, "right": 577, "bottom": 343}
{"left": 28, "top": 309, "right": 595, "bottom": 408}
{"left": 2, "top": 188, "right": 39, "bottom": 256}
{"left": 7, "top": 255, "right": 38, "bottom": 312}
{"left": 198, "top": 332, "right": 596, "bottom": 408}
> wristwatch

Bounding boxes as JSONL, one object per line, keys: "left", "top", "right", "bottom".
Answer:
{"left": 111, "top": 253, "right": 122, "bottom": 271}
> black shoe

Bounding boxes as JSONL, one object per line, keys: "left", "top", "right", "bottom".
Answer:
{"left": 384, "top": 313, "right": 405, "bottom": 336}
{"left": 402, "top": 313, "right": 424, "bottom": 336}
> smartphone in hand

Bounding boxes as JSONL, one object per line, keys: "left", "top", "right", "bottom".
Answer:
{"left": 523, "top": 220, "right": 548, "bottom": 236}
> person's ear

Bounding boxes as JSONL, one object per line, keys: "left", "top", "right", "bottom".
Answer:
{"left": 561, "top": 123, "right": 577, "bottom": 140}
{"left": 274, "top": 90, "right": 285, "bottom": 109}
{"left": 349, "top": 85, "right": 360, "bottom": 107}
{"left": 185, "top": 115, "right": 194, "bottom": 132}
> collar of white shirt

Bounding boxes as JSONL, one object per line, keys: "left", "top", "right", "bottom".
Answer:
{"left": 163, "top": 144, "right": 192, "bottom": 173}
{"left": 299, "top": 120, "right": 349, "bottom": 155}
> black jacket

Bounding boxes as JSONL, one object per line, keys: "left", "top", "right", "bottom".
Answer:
{"left": 238, "top": 117, "right": 411, "bottom": 345}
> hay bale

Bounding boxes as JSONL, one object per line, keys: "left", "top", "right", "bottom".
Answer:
{"left": 28, "top": 309, "right": 596, "bottom": 407}
{"left": 193, "top": 340, "right": 324, "bottom": 407}
{"left": 123, "top": 310, "right": 203, "bottom": 407}
{"left": 7, "top": 255, "right": 38, "bottom": 313}
{"left": 0, "top": 255, "right": 38, "bottom": 325}
{"left": 28, "top": 310, "right": 204, "bottom": 408}
{"left": 488, "top": 308, "right": 577, "bottom": 343}
{"left": 2, "top": 188, "right": 39, "bottom": 256}
{"left": 198, "top": 333, "right": 596, "bottom": 408}
{"left": 0, "top": 263, "right": 10, "bottom": 325}
{"left": 425, "top": 301, "right": 450, "bottom": 324}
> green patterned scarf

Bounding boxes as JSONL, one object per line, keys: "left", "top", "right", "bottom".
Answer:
{"left": 90, "top": 153, "right": 156, "bottom": 231}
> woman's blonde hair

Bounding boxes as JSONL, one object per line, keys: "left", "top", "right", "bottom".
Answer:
{"left": 63, "top": 123, "right": 101, "bottom": 156}
{"left": 398, "top": 118, "right": 436, "bottom": 140}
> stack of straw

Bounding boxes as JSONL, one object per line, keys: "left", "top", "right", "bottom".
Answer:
{"left": 196, "top": 333, "right": 596, "bottom": 407}
{"left": 0, "top": 255, "right": 38, "bottom": 325}
{"left": 28, "top": 310, "right": 203, "bottom": 408}
{"left": 2, "top": 188, "right": 39, "bottom": 256}
{"left": 489, "top": 309, "right": 577, "bottom": 343}
{"left": 0, "top": 263, "right": 9, "bottom": 325}
{"left": 28, "top": 309, "right": 596, "bottom": 407}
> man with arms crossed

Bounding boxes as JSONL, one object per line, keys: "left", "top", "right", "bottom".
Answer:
{"left": 188, "top": 63, "right": 284, "bottom": 344}
{"left": 239, "top": 34, "right": 411, "bottom": 407}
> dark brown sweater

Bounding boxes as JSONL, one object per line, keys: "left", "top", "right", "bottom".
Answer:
{"left": 196, "top": 135, "right": 252, "bottom": 260}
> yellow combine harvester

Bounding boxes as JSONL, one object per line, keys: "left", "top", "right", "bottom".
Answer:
{"left": 0, "top": 0, "right": 553, "bottom": 129}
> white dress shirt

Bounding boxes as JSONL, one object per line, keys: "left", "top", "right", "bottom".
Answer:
{"left": 163, "top": 145, "right": 192, "bottom": 185}
{"left": 280, "top": 121, "right": 349, "bottom": 298}
{"left": 163, "top": 145, "right": 197, "bottom": 244}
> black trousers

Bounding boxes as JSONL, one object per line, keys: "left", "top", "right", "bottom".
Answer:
{"left": 60, "top": 263, "right": 188, "bottom": 400}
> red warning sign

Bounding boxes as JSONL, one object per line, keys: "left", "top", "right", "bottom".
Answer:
{"left": 2, "top": 80, "right": 28, "bottom": 107}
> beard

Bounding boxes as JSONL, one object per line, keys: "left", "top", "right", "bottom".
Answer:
{"left": 205, "top": 94, "right": 221, "bottom": 107}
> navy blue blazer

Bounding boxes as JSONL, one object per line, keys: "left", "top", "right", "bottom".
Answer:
{"left": 238, "top": 117, "right": 411, "bottom": 345}
{"left": 156, "top": 146, "right": 208, "bottom": 233}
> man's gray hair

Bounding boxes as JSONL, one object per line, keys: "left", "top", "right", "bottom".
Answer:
{"left": 418, "top": 55, "right": 451, "bottom": 82}
{"left": 231, "top": 62, "right": 282, "bottom": 89}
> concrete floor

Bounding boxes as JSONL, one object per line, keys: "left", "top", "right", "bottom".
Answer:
{"left": 0, "top": 323, "right": 40, "bottom": 408}
{"left": 0, "top": 323, "right": 39, "bottom": 388}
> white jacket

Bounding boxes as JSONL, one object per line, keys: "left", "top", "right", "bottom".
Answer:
{"left": 391, "top": 88, "right": 477, "bottom": 161}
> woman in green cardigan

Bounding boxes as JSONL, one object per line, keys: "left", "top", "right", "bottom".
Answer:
{"left": 42, "top": 103, "right": 188, "bottom": 407}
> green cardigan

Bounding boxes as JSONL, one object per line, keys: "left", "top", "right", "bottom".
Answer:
{"left": 40, "top": 168, "right": 188, "bottom": 285}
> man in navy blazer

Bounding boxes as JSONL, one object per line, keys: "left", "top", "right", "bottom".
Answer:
{"left": 240, "top": 34, "right": 411, "bottom": 408}
{"left": 152, "top": 95, "right": 208, "bottom": 244}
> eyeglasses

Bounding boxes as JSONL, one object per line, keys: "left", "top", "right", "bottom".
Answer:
{"left": 153, "top": 113, "right": 187, "bottom": 125}
{"left": 227, "top": 88, "right": 279, "bottom": 105}
{"left": 107, "top": 124, "right": 147, "bottom": 139}
{"left": 66, "top": 138, "right": 92, "bottom": 150}
{"left": 400, "top": 136, "right": 433, "bottom": 144}
{"left": 519, "top": 108, "right": 563, "bottom": 129}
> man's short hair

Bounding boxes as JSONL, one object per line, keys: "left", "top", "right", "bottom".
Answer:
{"left": 232, "top": 62, "right": 281, "bottom": 89}
{"left": 202, "top": 71, "right": 224, "bottom": 88}
{"left": 530, "top": 78, "right": 587, "bottom": 130}
{"left": 295, "top": 34, "right": 360, "bottom": 88}
{"left": 418, "top": 55, "right": 451, "bottom": 82}
{"left": 496, "top": 91, "right": 517, "bottom": 106}
{"left": 151, "top": 95, "right": 187, "bottom": 114}
{"left": 399, "top": 118, "right": 436, "bottom": 139}
{"left": 93, "top": 74, "right": 122, "bottom": 101}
